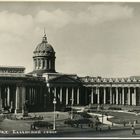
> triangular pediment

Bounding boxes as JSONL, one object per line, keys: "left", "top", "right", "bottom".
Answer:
{"left": 48, "top": 75, "right": 81, "bottom": 84}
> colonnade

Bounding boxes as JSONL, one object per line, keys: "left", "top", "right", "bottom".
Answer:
{"left": 88, "top": 86, "right": 137, "bottom": 106}
{"left": 0, "top": 85, "right": 44, "bottom": 114}
{"left": 0, "top": 84, "right": 139, "bottom": 114}
{"left": 0, "top": 85, "right": 26, "bottom": 113}
{"left": 47, "top": 87, "right": 80, "bottom": 105}
{"left": 34, "top": 58, "right": 55, "bottom": 70}
{"left": 27, "top": 87, "right": 42, "bottom": 106}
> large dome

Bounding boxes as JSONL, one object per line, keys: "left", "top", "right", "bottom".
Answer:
{"left": 33, "top": 34, "right": 55, "bottom": 57}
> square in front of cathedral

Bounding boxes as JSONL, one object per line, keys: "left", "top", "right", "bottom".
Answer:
{"left": 0, "top": 1, "right": 139, "bottom": 138}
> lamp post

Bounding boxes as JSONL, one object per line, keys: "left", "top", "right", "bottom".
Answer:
{"left": 53, "top": 97, "right": 57, "bottom": 130}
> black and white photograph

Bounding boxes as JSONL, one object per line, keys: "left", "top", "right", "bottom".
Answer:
{"left": 0, "top": 0, "right": 140, "bottom": 139}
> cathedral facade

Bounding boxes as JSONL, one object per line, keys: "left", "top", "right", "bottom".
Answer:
{"left": 0, "top": 34, "right": 140, "bottom": 113}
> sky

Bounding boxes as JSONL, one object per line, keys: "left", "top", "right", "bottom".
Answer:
{"left": 0, "top": 2, "right": 140, "bottom": 78}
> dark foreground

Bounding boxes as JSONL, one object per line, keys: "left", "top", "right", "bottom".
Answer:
{"left": 0, "top": 127, "right": 140, "bottom": 138}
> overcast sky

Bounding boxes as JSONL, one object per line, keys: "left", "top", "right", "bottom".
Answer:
{"left": 0, "top": 2, "right": 140, "bottom": 78}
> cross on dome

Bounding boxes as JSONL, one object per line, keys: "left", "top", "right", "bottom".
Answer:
{"left": 42, "top": 33, "right": 48, "bottom": 43}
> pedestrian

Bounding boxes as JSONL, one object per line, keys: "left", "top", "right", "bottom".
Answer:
{"left": 80, "top": 124, "right": 83, "bottom": 128}
{"left": 30, "top": 124, "right": 33, "bottom": 130}
{"left": 131, "top": 125, "right": 136, "bottom": 135}
{"left": 108, "top": 125, "right": 111, "bottom": 130}
{"left": 107, "top": 117, "right": 109, "bottom": 121}
{"left": 95, "top": 126, "right": 98, "bottom": 131}
{"left": 99, "top": 126, "right": 102, "bottom": 131}
{"left": 76, "top": 123, "right": 79, "bottom": 128}
{"left": 123, "top": 121, "right": 126, "bottom": 127}
{"left": 56, "top": 114, "right": 59, "bottom": 119}
{"left": 112, "top": 122, "right": 113, "bottom": 126}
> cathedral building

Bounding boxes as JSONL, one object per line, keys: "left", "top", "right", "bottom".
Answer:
{"left": 0, "top": 34, "right": 139, "bottom": 114}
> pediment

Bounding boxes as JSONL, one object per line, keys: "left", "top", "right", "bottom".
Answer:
{"left": 48, "top": 75, "right": 81, "bottom": 84}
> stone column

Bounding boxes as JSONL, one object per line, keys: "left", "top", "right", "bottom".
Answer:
{"left": 72, "top": 88, "right": 74, "bottom": 105}
{"left": 119, "top": 92, "right": 122, "bottom": 105}
{"left": 110, "top": 87, "right": 112, "bottom": 104}
{"left": 103, "top": 87, "right": 106, "bottom": 104}
{"left": 116, "top": 87, "right": 118, "bottom": 105}
{"left": 36, "top": 59, "right": 38, "bottom": 69}
{"left": 31, "top": 88, "right": 33, "bottom": 104}
{"left": 54, "top": 87, "right": 57, "bottom": 98}
{"left": 45, "top": 59, "right": 47, "bottom": 69}
{"left": 21, "top": 86, "right": 26, "bottom": 113}
{"left": 112, "top": 93, "right": 115, "bottom": 104}
{"left": 60, "top": 87, "right": 62, "bottom": 103}
{"left": 38, "top": 59, "right": 40, "bottom": 70}
{"left": 49, "top": 60, "right": 51, "bottom": 69}
{"left": 29, "top": 88, "right": 32, "bottom": 105}
{"left": 133, "top": 87, "right": 136, "bottom": 105}
{"left": 32, "top": 88, "right": 34, "bottom": 103}
{"left": 7, "top": 87, "right": 10, "bottom": 107}
{"left": 0, "top": 87, "right": 2, "bottom": 111}
{"left": 97, "top": 87, "right": 100, "bottom": 104}
{"left": 34, "top": 88, "right": 36, "bottom": 103}
{"left": 77, "top": 88, "right": 80, "bottom": 105}
{"left": 91, "top": 88, "right": 94, "bottom": 104}
{"left": 66, "top": 88, "right": 68, "bottom": 105}
{"left": 34, "top": 88, "right": 37, "bottom": 104}
{"left": 122, "top": 87, "right": 125, "bottom": 105}
{"left": 128, "top": 87, "right": 131, "bottom": 105}
{"left": 41, "top": 59, "right": 43, "bottom": 69}
{"left": 15, "top": 86, "right": 20, "bottom": 114}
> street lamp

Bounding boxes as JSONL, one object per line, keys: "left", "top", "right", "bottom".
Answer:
{"left": 53, "top": 97, "right": 57, "bottom": 130}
